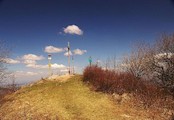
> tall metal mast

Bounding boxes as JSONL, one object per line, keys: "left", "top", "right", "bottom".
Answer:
{"left": 72, "top": 55, "right": 74, "bottom": 74}
{"left": 68, "top": 42, "right": 70, "bottom": 75}
{"left": 48, "top": 54, "right": 52, "bottom": 76}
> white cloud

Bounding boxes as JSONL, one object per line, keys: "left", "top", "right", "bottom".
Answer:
{"left": 26, "top": 64, "right": 38, "bottom": 68}
{"left": 44, "top": 46, "right": 64, "bottom": 53}
{"left": 64, "top": 51, "right": 72, "bottom": 56}
{"left": 26, "top": 72, "right": 38, "bottom": 76}
{"left": 25, "top": 64, "right": 47, "bottom": 69}
{"left": 21, "top": 53, "right": 66, "bottom": 70}
{"left": 23, "top": 60, "right": 37, "bottom": 65}
{"left": 35, "top": 65, "right": 48, "bottom": 69}
{"left": 15, "top": 71, "right": 38, "bottom": 77}
{"left": 73, "top": 49, "right": 87, "bottom": 55}
{"left": 6, "top": 58, "right": 20, "bottom": 64}
{"left": 21, "top": 54, "right": 45, "bottom": 68}
{"left": 60, "top": 69, "right": 68, "bottom": 72}
{"left": 52, "top": 63, "right": 66, "bottom": 69}
{"left": 64, "top": 47, "right": 68, "bottom": 51}
{"left": 22, "top": 54, "right": 44, "bottom": 61}
{"left": 63, "top": 25, "right": 83, "bottom": 35}
{"left": 26, "top": 63, "right": 66, "bottom": 69}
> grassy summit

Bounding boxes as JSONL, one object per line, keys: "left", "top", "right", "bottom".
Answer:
{"left": 0, "top": 75, "right": 121, "bottom": 119}
{"left": 0, "top": 75, "right": 169, "bottom": 120}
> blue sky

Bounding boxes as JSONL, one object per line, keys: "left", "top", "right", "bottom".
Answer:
{"left": 0, "top": 0, "right": 174, "bottom": 84}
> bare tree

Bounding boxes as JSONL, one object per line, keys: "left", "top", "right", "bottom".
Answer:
{"left": 102, "top": 56, "right": 120, "bottom": 72}
{"left": 122, "top": 34, "right": 174, "bottom": 95}
{"left": 147, "top": 34, "right": 174, "bottom": 94}
{"left": 0, "top": 40, "right": 10, "bottom": 84}
{"left": 122, "top": 42, "right": 150, "bottom": 79}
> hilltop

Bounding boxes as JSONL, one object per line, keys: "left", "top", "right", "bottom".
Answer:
{"left": 0, "top": 75, "right": 172, "bottom": 120}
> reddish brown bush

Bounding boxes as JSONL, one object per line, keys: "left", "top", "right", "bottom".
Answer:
{"left": 83, "top": 65, "right": 169, "bottom": 107}
{"left": 133, "top": 81, "right": 167, "bottom": 108}
{"left": 83, "top": 65, "right": 141, "bottom": 94}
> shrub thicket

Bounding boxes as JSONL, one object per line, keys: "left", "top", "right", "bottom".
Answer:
{"left": 123, "top": 34, "right": 174, "bottom": 97}
{"left": 83, "top": 65, "right": 169, "bottom": 107}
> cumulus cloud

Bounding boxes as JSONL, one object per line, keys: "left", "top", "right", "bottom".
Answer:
{"left": 26, "top": 71, "right": 38, "bottom": 76}
{"left": 21, "top": 54, "right": 45, "bottom": 69}
{"left": 26, "top": 64, "right": 39, "bottom": 68}
{"left": 22, "top": 54, "right": 44, "bottom": 61}
{"left": 25, "top": 64, "right": 47, "bottom": 69}
{"left": 52, "top": 63, "right": 66, "bottom": 69}
{"left": 63, "top": 25, "right": 83, "bottom": 35}
{"left": 26, "top": 63, "right": 66, "bottom": 69}
{"left": 44, "top": 46, "right": 64, "bottom": 53}
{"left": 73, "top": 49, "right": 87, "bottom": 55}
{"left": 23, "top": 60, "right": 37, "bottom": 65}
{"left": 64, "top": 51, "right": 72, "bottom": 56}
{"left": 15, "top": 71, "right": 38, "bottom": 77}
{"left": 60, "top": 69, "right": 68, "bottom": 72}
{"left": 6, "top": 58, "right": 20, "bottom": 64}
{"left": 64, "top": 47, "right": 68, "bottom": 51}
{"left": 20, "top": 53, "right": 66, "bottom": 70}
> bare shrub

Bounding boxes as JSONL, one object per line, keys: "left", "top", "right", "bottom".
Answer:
{"left": 83, "top": 65, "right": 113, "bottom": 92}
{"left": 122, "top": 42, "right": 150, "bottom": 79}
{"left": 148, "top": 34, "right": 174, "bottom": 96}
{"left": 83, "top": 65, "right": 169, "bottom": 108}
{"left": 103, "top": 56, "right": 119, "bottom": 71}
{"left": 133, "top": 81, "right": 167, "bottom": 108}
{"left": 0, "top": 40, "right": 11, "bottom": 84}
{"left": 83, "top": 33, "right": 174, "bottom": 111}
{"left": 122, "top": 34, "right": 174, "bottom": 97}
{"left": 83, "top": 66, "right": 142, "bottom": 94}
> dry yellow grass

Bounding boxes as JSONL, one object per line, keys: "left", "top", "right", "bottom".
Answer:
{"left": 0, "top": 75, "right": 172, "bottom": 120}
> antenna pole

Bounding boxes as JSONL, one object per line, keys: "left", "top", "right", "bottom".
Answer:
{"left": 48, "top": 54, "right": 52, "bottom": 76}
{"left": 68, "top": 42, "right": 70, "bottom": 75}
{"left": 72, "top": 55, "right": 74, "bottom": 74}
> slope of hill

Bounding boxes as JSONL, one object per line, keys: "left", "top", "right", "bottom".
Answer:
{"left": 0, "top": 75, "right": 172, "bottom": 120}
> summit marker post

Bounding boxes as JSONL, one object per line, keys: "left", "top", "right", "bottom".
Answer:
{"left": 88, "top": 56, "right": 92, "bottom": 67}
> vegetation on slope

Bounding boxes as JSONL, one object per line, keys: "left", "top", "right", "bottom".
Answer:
{"left": 0, "top": 75, "right": 173, "bottom": 120}
{"left": 0, "top": 75, "right": 123, "bottom": 120}
{"left": 83, "top": 66, "right": 174, "bottom": 120}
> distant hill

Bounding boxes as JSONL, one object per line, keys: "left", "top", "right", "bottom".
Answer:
{"left": 0, "top": 75, "right": 172, "bottom": 120}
